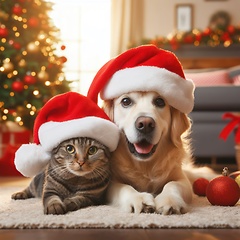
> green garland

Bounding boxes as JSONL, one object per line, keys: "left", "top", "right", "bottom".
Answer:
{"left": 132, "top": 25, "right": 240, "bottom": 50}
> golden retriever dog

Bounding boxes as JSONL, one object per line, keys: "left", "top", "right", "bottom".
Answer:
{"left": 87, "top": 45, "right": 216, "bottom": 215}
{"left": 102, "top": 91, "right": 193, "bottom": 214}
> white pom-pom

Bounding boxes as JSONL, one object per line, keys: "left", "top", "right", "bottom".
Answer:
{"left": 14, "top": 143, "right": 50, "bottom": 177}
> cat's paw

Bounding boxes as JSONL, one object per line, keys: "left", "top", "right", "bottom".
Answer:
{"left": 44, "top": 198, "right": 66, "bottom": 215}
{"left": 11, "top": 191, "right": 29, "bottom": 200}
{"left": 155, "top": 194, "right": 187, "bottom": 215}
{"left": 122, "top": 192, "right": 155, "bottom": 214}
{"left": 63, "top": 198, "right": 78, "bottom": 212}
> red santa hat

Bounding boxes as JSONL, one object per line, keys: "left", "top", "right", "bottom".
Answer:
{"left": 87, "top": 45, "right": 195, "bottom": 114}
{"left": 15, "top": 92, "right": 120, "bottom": 177}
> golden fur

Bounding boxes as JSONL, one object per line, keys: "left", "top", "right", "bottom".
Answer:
{"left": 102, "top": 91, "right": 215, "bottom": 215}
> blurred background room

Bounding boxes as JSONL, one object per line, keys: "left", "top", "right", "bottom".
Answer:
{"left": 1, "top": 0, "right": 240, "bottom": 176}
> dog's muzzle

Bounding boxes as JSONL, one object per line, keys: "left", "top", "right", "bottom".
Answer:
{"left": 127, "top": 116, "right": 158, "bottom": 159}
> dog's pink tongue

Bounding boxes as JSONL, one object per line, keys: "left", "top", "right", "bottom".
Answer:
{"left": 134, "top": 143, "right": 153, "bottom": 154}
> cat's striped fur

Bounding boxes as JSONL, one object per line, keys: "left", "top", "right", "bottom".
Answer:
{"left": 12, "top": 137, "right": 111, "bottom": 215}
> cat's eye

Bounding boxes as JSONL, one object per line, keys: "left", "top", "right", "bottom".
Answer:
{"left": 88, "top": 146, "right": 98, "bottom": 155}
{"left": 66, "top": 145, "right": 76, "bottom": 154}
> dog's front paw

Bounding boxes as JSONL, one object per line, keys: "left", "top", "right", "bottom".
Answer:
{"left": 122, "top": 192, "right": 155, "bottom": 214}
{"left": 155, "top": 194, "right": 187, "bottom": 215}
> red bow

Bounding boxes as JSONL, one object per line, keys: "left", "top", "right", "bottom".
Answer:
{"left": 219, "top": 113, "right": 240, "bottom": 144}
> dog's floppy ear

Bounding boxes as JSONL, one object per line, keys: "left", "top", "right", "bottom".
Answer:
{"left": 102, "top": 100, "right": 114, "bottom": 121}
{"left": 170, "top": 107, "right": 191, "bottom": 148}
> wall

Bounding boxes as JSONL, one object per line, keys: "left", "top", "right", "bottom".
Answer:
{"left": 143, "top": 0, "right": 240, "bottom": 38}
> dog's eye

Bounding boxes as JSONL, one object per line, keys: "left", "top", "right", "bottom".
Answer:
{"left": 154, "top": 97, "right": 165, "bottom": 108}
{"left": 121, "top": 97, "right": 132, "bottom": 107}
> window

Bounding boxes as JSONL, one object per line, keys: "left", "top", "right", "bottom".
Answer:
{"left": 50, "top": 0, "right": 111, "bottom": 94}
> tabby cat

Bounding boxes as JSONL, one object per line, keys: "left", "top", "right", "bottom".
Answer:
{"left": 12, "top": 137, "right": 111, "bottom": 215}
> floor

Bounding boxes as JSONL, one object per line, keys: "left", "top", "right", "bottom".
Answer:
{"left": 0, "top": 177, "right": 240, "bottom": 240}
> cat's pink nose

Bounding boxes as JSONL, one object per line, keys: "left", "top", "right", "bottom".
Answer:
{"left": 75, "top": 153, "right": 85, "bottom": 166}
{"left": 78, "top": 160, "right": 85, "bottom": 167}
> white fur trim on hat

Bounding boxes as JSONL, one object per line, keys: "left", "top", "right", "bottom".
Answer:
{"left": 100, "top": 66, "right": 195, "bottom": 114}
{"left": 15, "top": 144, "right": 50, "bottom": 177}
{"left": 39, "top": 116, "right": 120, "bottom": 152}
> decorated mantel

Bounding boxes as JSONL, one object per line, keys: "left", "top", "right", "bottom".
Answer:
{"left": 130, "top": 11, "right": 240, "bottom": 69}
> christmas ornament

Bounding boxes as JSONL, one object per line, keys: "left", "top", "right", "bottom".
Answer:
{"left": 12, "top": 4, "right": 23, "bottom": 16}
{"left": 206, "top": 167, "right": 240, "bottom": 206}
{"left": 131, "top": 24, "right": 240, "bottom": 51}
{"left": 12, "top": 42, "right": 22, "bottom": 50}
{"left": 227, "top": 25, "right": 235, "bottom": 34}
{"left": 229, "top": 171, "right": 240, "bottom": 187}
{"left": 18, "top": 59, "right": 26, "bottom": 68}
{"left": 61, "top": 45, "right": 66, "bottom": 50}
{"left": 37, "top": 70, "right": 49, "bottom": 81}
{"left": 0, "top": 25, "right": 9, "bottom": 38}
{"left": 28, "top": 17, "right": 40, "bottom": 28}
{"left": 0, "top": 0, "right": 71, "bottom": 131}
{"left": 60, "top": 56, "right": 67, "bottom": 63}
{"left": 193, "top": 178, "right": 209, "bottom": 196}
{"left": 236, "top": 175, "right": 240, "bottom": 187}
{"left": 12, "top": 80, "right": 24, "bottom": 92}
{"left": 24, "top": 74, "right": 37, "bottom": 85}
{"left": 37, "top": 32, "right": 47, "bottom": 41}
{"left": 2, "top": 61, "right": 14, "bottom": 73}
{"left": 27, "top": 42, "right": 40, "bottom": 53}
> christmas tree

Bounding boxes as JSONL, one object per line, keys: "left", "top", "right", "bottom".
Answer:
{"left": 0, "top": 0, "right": 70, "bottom": 130}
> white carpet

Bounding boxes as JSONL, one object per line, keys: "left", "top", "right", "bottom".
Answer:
{"left": 0, "top": 186, "right": 239, "bottom": 229}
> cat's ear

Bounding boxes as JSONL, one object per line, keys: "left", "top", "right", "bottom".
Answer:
{"left": 14, "top": 143, "right": 50, "bottom": 177}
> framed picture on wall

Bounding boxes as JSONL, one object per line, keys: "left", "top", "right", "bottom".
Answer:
{"left": 175, "top": 4, "right": 193, "bottom": 32}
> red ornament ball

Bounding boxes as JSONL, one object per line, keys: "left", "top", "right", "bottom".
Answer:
{"left": 12, "top": 81, "right": 24, "bottom": 92}
{"left": 13, "top": 42, "right": 21, "bottom": 50}
{"left": 203, "top": 27, "right": 212, "bottom": 36}
{"left": 60, "top": 56, "right": 67, "bottom": 63}
{"left": 0, "top": 26, "right": 9, "bottom": 38}
{"left": 24, "top": 75, "right": 36, "bottom": 85}
{"left": 184, "top": 35, "right": 194, "bottom": 44}
{"left": 227, "top": 25, "right": 235, "bottom": 34}
{"left": 206, "top": 173, "right": 240, "bottom": 206}
{"left": 193, "top": 178, "right": 209, "bottom": 196}
{"left": 28, "top": 17, "right": 40, "bottom": 28}
{"left": 195, "top": 33, "right": 202, "bottom": 42}
{"left": 12, "top": 4, "right": 23, "bottom": 15}
{"left": 61, "top": 45, "right": 66, "bottom": 50}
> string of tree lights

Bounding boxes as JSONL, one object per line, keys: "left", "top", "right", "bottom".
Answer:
{"left": 0, "top": 0, "right": 70, "bottom": 130}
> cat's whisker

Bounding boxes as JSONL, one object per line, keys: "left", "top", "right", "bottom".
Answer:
{"left": 92, "top": 166, "right": 109, "bottom": 181}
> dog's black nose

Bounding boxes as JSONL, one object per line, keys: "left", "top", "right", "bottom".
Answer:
{"left": 135, "top": 116, "right": 155, "bottom": 134}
